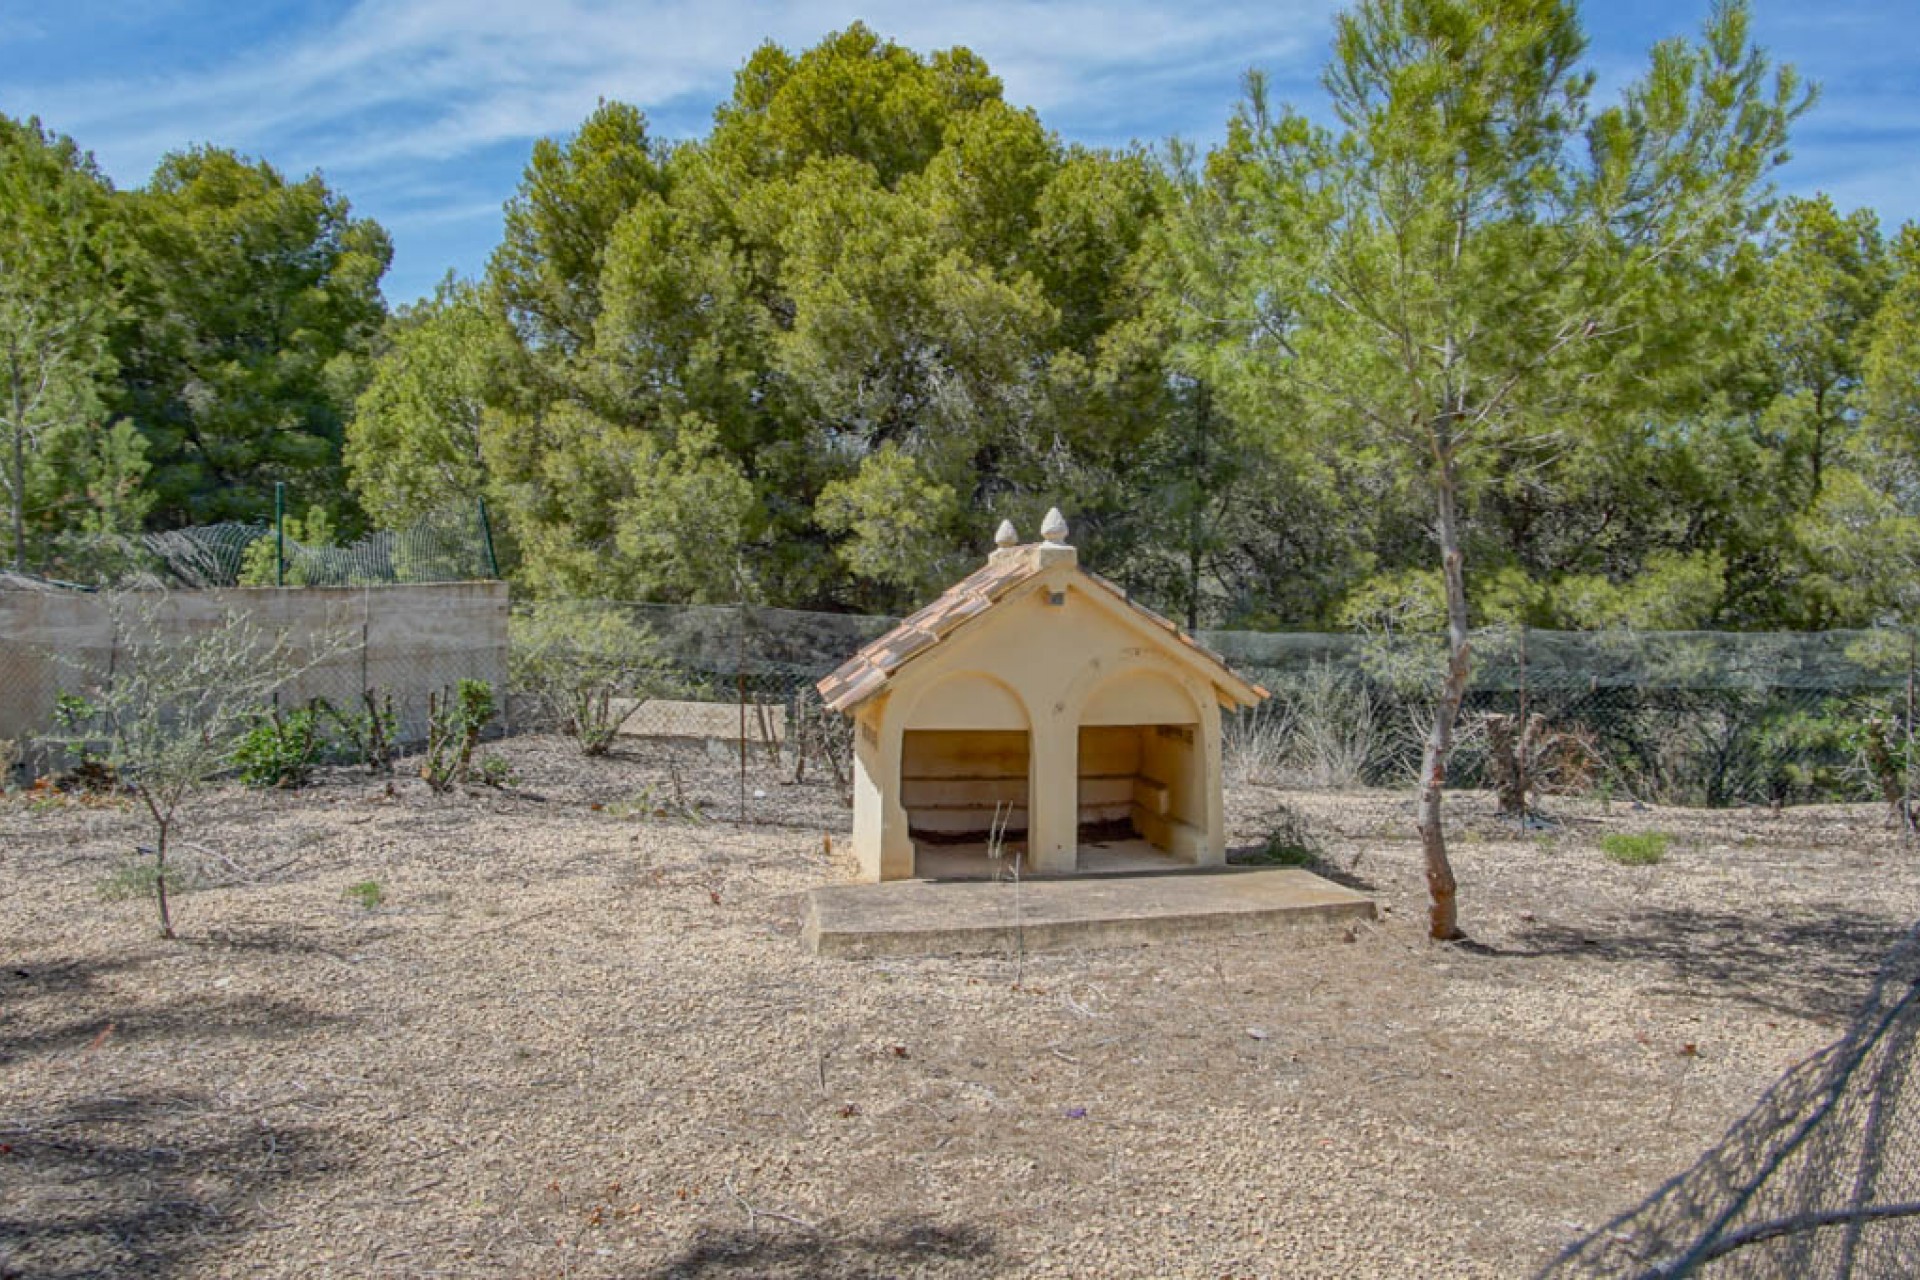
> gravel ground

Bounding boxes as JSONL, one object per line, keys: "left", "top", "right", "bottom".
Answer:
{"left": 4, "top": 734, "right": 1919, "bottom": 1279}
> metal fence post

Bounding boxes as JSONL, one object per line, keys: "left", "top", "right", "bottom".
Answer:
{"left": 477, "top": 498, "right": 500, "bottom": 580}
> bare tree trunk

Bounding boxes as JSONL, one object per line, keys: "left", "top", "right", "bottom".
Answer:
{"left": 1417, "top": 445, "right": 1470, "bottom": 941}
{"left": 151, "top": 804, "right": 175, "bottom": 940}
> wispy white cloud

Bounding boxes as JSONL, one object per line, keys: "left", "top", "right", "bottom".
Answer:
{"left": 21, "top": 0, "right": 1334, "bottom": 179}
{"left": 3, "top": 0, "right": 1340, "bottom": 298}
{"left": 5, "top": 0, "right": 1910, "bottom": 304}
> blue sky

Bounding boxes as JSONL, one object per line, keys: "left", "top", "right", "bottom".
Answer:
{"left": 5, "top": 1, "right": 1914, "bottom": 306}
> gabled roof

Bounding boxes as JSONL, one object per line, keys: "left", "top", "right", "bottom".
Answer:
{"left": 816, "top": 543, "right": 1268, "bottom": 714}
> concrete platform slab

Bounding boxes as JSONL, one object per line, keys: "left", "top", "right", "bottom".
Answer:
{"left": 803, "top": 867, "right": 1377, "bottom": 957}
{"left": 911, "top": 837, "right": 1183, "bottom": 880}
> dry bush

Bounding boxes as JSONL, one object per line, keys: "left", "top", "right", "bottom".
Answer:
{"left": 1283, "top": 661, "right": 1378, "bottom": 789}
{"left": 1481, "top": 711, "right": 1604, "bottom": 816}
{"left": 1223, "top": 702, "right": 1297, "bottom": 787}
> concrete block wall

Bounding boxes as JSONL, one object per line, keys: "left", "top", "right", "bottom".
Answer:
{"left": 0, "top": 583, "right": 508, "bottom": 771}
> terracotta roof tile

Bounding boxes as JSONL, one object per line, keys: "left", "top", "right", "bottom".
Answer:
{"left": 816, "top": 549, "right": 1050, "bottom": 713}
{"left": 816, "top": 545, "right": 1266, "bottom": 713}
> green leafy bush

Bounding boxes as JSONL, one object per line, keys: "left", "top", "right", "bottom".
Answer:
{"left": 231, "top": 707, "right": 325, "bottom": 788}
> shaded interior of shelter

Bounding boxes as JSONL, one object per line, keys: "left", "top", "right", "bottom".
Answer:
{"left": 902, "top": 722, "right": 1204, "bottom": 880}
{"left": 903, "top": 729, "right": 1031, "bottom": 879}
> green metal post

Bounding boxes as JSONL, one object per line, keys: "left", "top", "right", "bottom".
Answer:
{"left": 477, "top": 497, "right": 500, "bottom": 579}
{"left": 274, "top": 482, "right": 286, "bottom": 587}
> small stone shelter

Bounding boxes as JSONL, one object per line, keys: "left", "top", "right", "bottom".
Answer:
{"left": 818, "top": 511, "right": 1268, "bottom": 882}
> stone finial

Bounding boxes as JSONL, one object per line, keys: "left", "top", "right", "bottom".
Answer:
{"left": 994, "top": 518, "right": 1018, "bottom": 548}
{"left": 1040, "top": 507, "right": 1069, "bottom": 545}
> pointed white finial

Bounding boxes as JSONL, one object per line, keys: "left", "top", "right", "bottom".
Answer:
{"left": 1041, "top": 507, "right": 1069, "bottom": 545}
{"left": 994, "top": 518, "right": 1018, "bottom": 548}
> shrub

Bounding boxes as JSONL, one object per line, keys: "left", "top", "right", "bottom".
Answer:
{"left": 1285, "top": 661, "right": 1377, "bottom": 789}
{"left": 1243, "top": 805, "right": 1321, "bottom": 867}
{"left": 318, "top": 690, "right": 400, "bottom": 775}
{"left": 1601, "top": 831, "right": 1671, "bottom": 865}
{"left": 231, "top": 707, "right": 325, "bottom": 788}
{"left": 1224, "top": 703, "right": 1296, "bottom": 787}
{"left": 421, "top": 679, "right": 495, "bottom": 791}
{"left": 1481, "top": 711, "right": 1602, "bottom": 816}
{"left": 475, "top": 753, "right": 515, "bottom": 789}
{"left": 510, "top": 601, "right": 673, "bottom": 756}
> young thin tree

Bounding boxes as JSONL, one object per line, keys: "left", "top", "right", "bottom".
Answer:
{"left": 58, "top": 598, "right": 323, "bottom": 938}
{"left": 1195, "top": 0, "right": 1806, "bottom": 937}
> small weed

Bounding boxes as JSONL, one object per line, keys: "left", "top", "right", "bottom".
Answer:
{"left": 475, "top": 754, "right": 516, "bottom": 789}
{"left": 1245, "top": 805, "right": 1320, "bottom": 867}
{"left": 1601, "top": 831, "right": 1671, "bottom": 865}
{"left": 604, "top": 785, "right": 704, "bottom": 822}
{"left": 344, "top": 880, "right": 385, "bottom": 909}
{"left": 1533, "top": 833, "right": 1560, "bottom": 856}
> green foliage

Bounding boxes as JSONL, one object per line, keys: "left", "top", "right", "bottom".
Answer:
{"left": 343, "top": 880, "right": 384, "bottom": 909}
{"left": 1601, "top": 831, "right": 1672, "bottom": 865}
{"left": 346, "top": 277, "right": 505, "bottom": 526}
{"left": 11, "top": 18, "right": 1920, "bottom": 640}
{"left": 474, "top": 754, "right": 515, "bottom": 789}
{"left": 230, "top": 707, "right": 324, "bottom": 789}
{"left": 815, "top": 445, "right": 964, "bottom": 595}
{"left": 510, "top": 601, "right": 672, "bottom": 756}
{"left": 1850, "top": 711, "right": 1918, "bottom": 827}
{"left": 236, "top": 505, "right": 338, "bottom": 586}
{"left": 0, "top": 114, "right": 146, "bottom": 574}
{"left": 420, "top": 679, "right": 495, "bottom": 791}
{"left": 112, "top": 146, "right": 390, "bottom": 528}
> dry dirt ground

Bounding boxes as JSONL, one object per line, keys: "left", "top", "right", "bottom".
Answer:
{"left": 4, "top": 735, "right": 1919, "bottom": 1279}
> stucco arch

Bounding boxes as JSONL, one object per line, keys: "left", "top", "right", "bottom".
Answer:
{"left": 900, "top": 669, "right": 1032, "bottom": 731}
{"left": 1061, "top": 647, "right": 1210, "bottom": 729}
{"left": 1077, "top": 664, "right": 1203, "bottom": 728}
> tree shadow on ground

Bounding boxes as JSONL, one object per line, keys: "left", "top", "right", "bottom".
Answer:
{"left": 637, "top": 1219, "right": 998, "bottom": 1279}
{"left": 0, "top": 992, "right": 352, "bottom": 1066}
{"left": 1503, "top": 905, "right": 1909, "bottom": 1024}
{"left": 1, "top": 955, "right": 147, "bottom": 1002}
{"left": 0, "top": 1089, "right": 343, "bottom": 1280}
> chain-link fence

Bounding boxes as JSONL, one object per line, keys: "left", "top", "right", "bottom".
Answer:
{"left": 1540, "top": 916, "right": 1920, "bottom": 1278}
{"left": 1211, "top": 628, "right": 1920, "bottom": 809}
{"left": 504, "top": 601, "right": 896, "bottom": 799}
{"left": 506, "top": 608, "right": 1919, "bottom": 815}
{"left": 11, "top": 581, "right": 1917, "bottom": 817}
{"left": 0, "top": 584, "right": 509, "bottom": 781}
{"left": 27, "top": 501, "right": 498, "bottom": 590}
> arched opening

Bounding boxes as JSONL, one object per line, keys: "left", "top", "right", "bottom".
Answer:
{"left": 1077, "top": 669, "right": 1205, "bottom": 871}
{"left": 900, "top": 672, "right": 1031, "bottom": 879}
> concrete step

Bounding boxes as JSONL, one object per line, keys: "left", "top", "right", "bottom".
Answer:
{"left": 803, "top": 867, "right": 1377, "bottom": 957}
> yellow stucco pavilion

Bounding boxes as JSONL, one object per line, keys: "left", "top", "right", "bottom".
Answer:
{"left": 817, "top": 510, "right": 1268, "bottom": 882}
